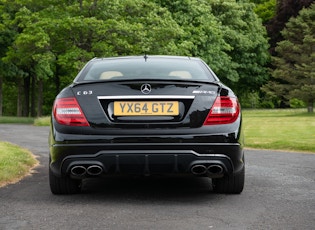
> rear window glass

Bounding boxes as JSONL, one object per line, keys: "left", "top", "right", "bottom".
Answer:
{"left": 76, "top": 58, "right": 216, "bottom": 82}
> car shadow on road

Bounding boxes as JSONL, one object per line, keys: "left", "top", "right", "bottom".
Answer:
{"left": 75, "top": 176, "right": 217, "bottom": 203}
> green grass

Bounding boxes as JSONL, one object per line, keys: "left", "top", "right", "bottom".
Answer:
{"left": 0, "top": 116, "right": 50, "bottom": 126}
{"left": 243, "top": 109, "right": 315, "bottom": 153}
{"left": 0, "top": 142, "right": 39, "bottom": 187}
{"left": 0, "top": 116, "right": 34, "bottom": 124}
{"left": 33, "top": 116, "right": 50, "bottom": 126}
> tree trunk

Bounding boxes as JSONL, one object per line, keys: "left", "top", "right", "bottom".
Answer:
{"left": 23, "top": 76, "right": 30, "bottom": 117}
{"left": 307, "top": 100, "right": 314, "bottom": 113}
{"left": 0, "top": 76, "right": 3, "bottom": 116}
{"left": 37, "top": 79, "right": 43, "bottom": 117}
{"left": 79, "top": 0, "right": 83, "bottom": 11}
{"left": 55, "top": 65, "right": 60, "bottom": 95}
{"left": 31, "top": 75, "right": 36, "bottom": 117}
{"left": 17, "top": 79, "right": 23, "bottom": 117}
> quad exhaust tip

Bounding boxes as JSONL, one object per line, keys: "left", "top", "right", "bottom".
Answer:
{"left": 207, "top": 165, "right": 224, "bottom": 175}
{"left": 191, "top": 164, "right": 224, "bottom": 176}
{"left": 191, "top": 165, "right": 207, "bottom": 175}
{"left": 70, "top": 165, "right": 103, "bottom": 177}
{"left": 86, "top": 165, "right": 103, "bottom": 176}
{"left": 71, "top": 165, "right": 87, "bottom": 176}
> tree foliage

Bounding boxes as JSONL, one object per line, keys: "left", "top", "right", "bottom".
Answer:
{"left": 265, "top": 0, "right": 314, "bottom": 55}
{"left": 262, "top": 3, "right": 315, "bottom": 112}
{"left": 252, "top": 0, "right": 276, "bottom": 24}
{"left": 155, "top": 0, "right": 270, "bottom": 97}
{"left": 210, "top": 0, "right": 269, "bottom": 96}
{"left": 0, "top": 0, "right": 269, "bottom": 116}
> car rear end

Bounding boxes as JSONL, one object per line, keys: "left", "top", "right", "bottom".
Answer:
{"left": 49, "top": 56, "right": 244, "bottom": 194}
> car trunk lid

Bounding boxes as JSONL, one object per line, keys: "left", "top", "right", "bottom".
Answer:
{"left": 71, "top": 80, "right": 220, "bottom": 129}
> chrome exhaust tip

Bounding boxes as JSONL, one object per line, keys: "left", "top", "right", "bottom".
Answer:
{"left": 71, "top": 166, "right": 87, "bottom": 176}
{"left": 207, "top": 165, "right": 224, "bottom": 175}
{"left": 86, "top": 165, "right": 103, "bottom": 176}
{"left": 191, "top": 165, "right": 207, "bottom": 175}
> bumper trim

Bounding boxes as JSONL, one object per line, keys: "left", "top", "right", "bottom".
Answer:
{"left": 78, "top": 150, "right": 231, "bottom": 157}
{"left": 57, "top": 150, "right": 234, "bottom": 178}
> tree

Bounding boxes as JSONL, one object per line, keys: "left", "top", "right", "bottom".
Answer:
{"left": 0, "top": 0, "right": 272, "bottom": 116}
{"left": 266, "top": 0, "right": 314, "bottom": 55}
{"left": 155, "top": 0, "right": 270, "bottom": 97}
{"left": 209, "top": 0, "right": 270, "bottom": 97}
{"left": 1, "top": 0, "right": 185, "bottom": 116}
{"left": 0, "top": 0, "right": 24, "bottom": 116}
{"left": 155, "top": 0, "right": 232, "bottom": 68}
{"left": 251, "top": 0, "right": 276, "bottom": 24}
{"left": 262, "top": 3, "right": 315, "bottom": 112}
{"left": 3, "top": 5, "right": 55, "bottom": 116}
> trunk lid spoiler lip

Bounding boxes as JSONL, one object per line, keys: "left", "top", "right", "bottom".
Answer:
{"left": 71, "top": 79, "right": 222, "bottom": 88}
{"left": 97, "top": 95, "right": 196, "bottom": 100}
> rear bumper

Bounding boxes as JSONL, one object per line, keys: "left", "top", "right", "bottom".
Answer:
{"left": 50, "top": 142, "right": 244, "bottom": 178}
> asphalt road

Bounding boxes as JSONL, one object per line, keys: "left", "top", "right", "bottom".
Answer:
{"left": 0, "top": 124, "right": 314, "bottom": 230}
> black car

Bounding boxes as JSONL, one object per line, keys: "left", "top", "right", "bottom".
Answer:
{"left": 49, "top": 55, "right": 245, "bottom": 194}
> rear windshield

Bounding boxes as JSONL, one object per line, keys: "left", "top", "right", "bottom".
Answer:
{"left": 75, "top": 58, "right": 217, "bottom": 82}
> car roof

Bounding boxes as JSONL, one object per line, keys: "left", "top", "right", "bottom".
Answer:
{"left": 91, "top": 55, "right": 202, "bottom": 62}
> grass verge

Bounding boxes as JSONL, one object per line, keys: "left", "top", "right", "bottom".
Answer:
{"left": 0, "top": 142, "right": 39, "bottom": 188}
{"left": 243, "top": 109, "right": 315, "bottom": 153}
{"left": 33, "top": 116, "right": 50, "bottom": 126}
{"left": 0, "top": 116, "right": 50, "bottom": 126}
{"left": 0, "top": 116, "right": 34, "bottom": 124}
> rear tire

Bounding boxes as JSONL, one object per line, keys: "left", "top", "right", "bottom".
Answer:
{"left": 212, "top": 166, "right": 245, "bottom": 194}
{"left": 49, "top": 167, "right": 81, "bottom": 195}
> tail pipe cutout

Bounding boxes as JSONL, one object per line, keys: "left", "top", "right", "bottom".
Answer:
{"left": 70, "top": 164, "right": 104, "bottom": 177}
{"left": 191, "top": 164, "right": 224, "bottom": 177}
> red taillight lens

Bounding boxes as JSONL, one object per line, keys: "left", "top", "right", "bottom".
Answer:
{"left": 203, "top": 96, "right": 240, "bottom": 125}
{"left": 53, "top": 97, "right": 89, "bottom": 126}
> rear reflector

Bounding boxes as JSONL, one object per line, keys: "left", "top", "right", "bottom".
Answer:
{"left": 203, "top": 96, "right": 240, "bottom": 125}
{"left": 53, "top": 97, "right": 89, "bottom": 126}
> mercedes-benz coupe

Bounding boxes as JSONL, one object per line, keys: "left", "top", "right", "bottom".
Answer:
{"left": 49, "top": 56, "right": 245, "bottom": 194}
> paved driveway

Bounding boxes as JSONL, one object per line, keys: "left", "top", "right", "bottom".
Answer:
{"left": 0, "top": 124, "right": 314, "bottom": 229}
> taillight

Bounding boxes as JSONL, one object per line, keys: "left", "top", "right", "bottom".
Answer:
{"left": 53, "top": 97, "right": 89, "bottom": 126}
{"left": 203, "top": 96, "right": 240, "bottom": 125}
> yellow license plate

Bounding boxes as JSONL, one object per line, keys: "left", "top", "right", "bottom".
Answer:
{"left": 114, "top": 101, "right": 179, "bottom": 116}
